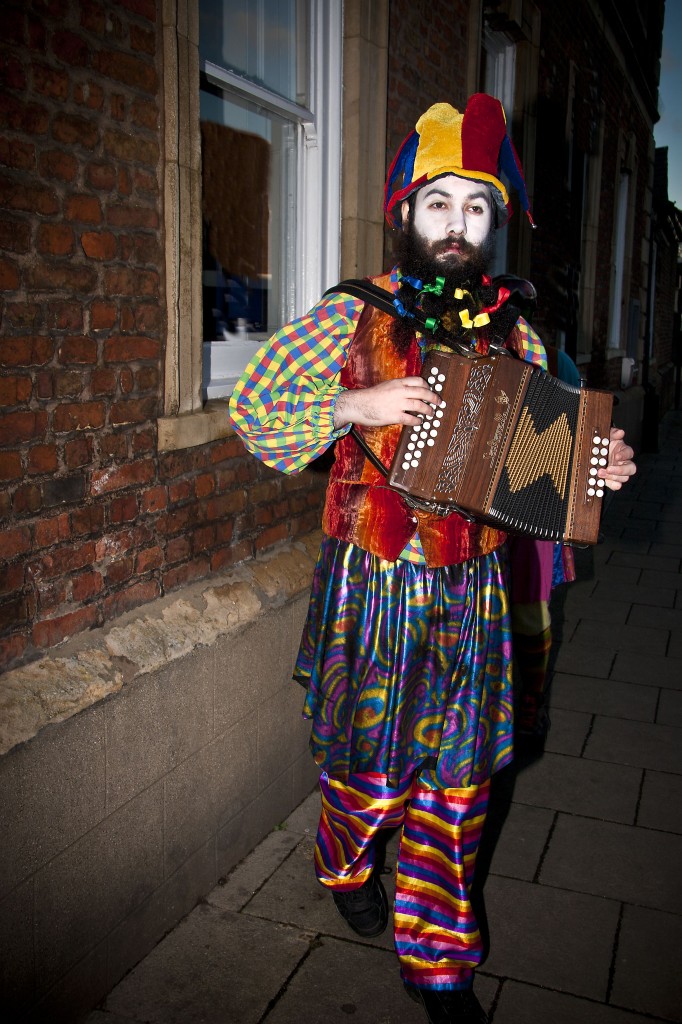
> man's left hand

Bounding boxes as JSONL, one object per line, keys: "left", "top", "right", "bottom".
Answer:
{"left": 598, "top": 427, "right": 636, "bottom": 491}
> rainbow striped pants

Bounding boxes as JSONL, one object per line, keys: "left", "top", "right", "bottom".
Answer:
{"left": 315, "top": 770, "right": 490, "bottom": 990}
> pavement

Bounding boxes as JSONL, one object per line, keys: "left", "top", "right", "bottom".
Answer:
{"left": 84, "top": 409, "right": 682, "bottom": 1024}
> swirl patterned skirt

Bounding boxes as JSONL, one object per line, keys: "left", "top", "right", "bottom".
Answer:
{"left": 294, "top": 535, "right": 514, "bottom": 791}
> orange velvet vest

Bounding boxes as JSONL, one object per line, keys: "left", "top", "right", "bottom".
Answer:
{"left": 321, "top": 274, "right": 507, "bottom": 566}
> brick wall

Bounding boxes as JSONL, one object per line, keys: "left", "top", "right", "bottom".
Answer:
{"left": 0, "top": 0, "right": 327, "bottom": 674}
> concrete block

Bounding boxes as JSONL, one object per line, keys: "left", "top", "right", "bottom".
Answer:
{"left": 0, "top": 706, "right": 106, "bottom": 899}
{"left": 34, "top": 783, "right": 164, "bottom": 988}
{"left": 103, "top": 902, "right": 310, "bottom": 1024}
{"left": 638, "top": 770, "right": 682, "bottom": 833}
{"left": 213, "top": 615, "right": 286, "bottom": 734}
{"left": 0, "top": 879, "right": 34, "bottom": 1016}
{"left": 216, "top": 766, "right": 294, "bottom": 880}
{"left": 258, "top": 682, "right": 311, "bottom": 790}
{"left": 482, "top": 875, "right": 620, "bottom": 1000}
{"left": 105, "top": 650, "right": 214, "bottom": 811}
{"left": 550, "top": 674, "right": 657, "bottom": 722}
{"left": 25, "top": 941, "right": 109, "bottom": 1024}
{"left": 106, "top": 838, "right": 217, "bottom": 992}
{"left": 540, "top": 813, "right": 682, "bottom": 913}
{"left": 611, "top": 905, "right": 682, "bottom": 1021}
{"left": 283, "top": 788, "right": 320, "bottom": 837}
{"left": 584, "top": 717, "right": 682, "bottom": 774}
{"left": 511, "top": 752, "right": 641, "bottom": 824}
{"left": 492, "top": 979, "right": 655, "bottom": 1023}
{"left": 163, "top": 724, "right": 258, "bottom": 875}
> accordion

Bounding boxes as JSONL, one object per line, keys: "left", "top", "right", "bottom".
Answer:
{"left": 387, "top": 349, "right": 614, "bottom": 545}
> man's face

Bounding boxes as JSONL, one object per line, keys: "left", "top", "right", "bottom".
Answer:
{"left": 401, "top": 174, "right": 494, "bottom": 273}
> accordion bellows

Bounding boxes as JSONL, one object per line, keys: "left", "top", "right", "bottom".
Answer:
{"left": 388, "top": 350, "right": 614, "bottom": 545}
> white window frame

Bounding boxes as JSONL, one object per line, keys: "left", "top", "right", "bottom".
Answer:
{"left": 159, "top": 0, "right": 342, "bottom": 451}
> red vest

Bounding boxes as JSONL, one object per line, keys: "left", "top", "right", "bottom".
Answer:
{"left": 322, "top": 274, "right": 507, "bottom": 566}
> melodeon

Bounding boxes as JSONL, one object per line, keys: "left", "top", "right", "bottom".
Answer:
{"left": 387, "top": 349, "right": 614, "bottom": 545}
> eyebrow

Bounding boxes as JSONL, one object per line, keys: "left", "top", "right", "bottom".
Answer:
{"left": 422, "top": 187, "right": 491, "bottom": 204}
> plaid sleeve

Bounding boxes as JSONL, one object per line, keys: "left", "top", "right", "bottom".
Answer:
{"left": 228, "top": 292, "right": 364, "bottom": 474}
{"left": 515, "top": 316, "right": 548, "bottom": 369}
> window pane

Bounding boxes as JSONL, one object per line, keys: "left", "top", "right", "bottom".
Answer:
{"left": 199, "top": 0, "right": 300, "bottom": 103}
{"left": 200, "top": 86, "right": 297, "bottom": 341}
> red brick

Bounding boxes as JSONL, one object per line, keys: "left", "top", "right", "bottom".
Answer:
{"left": 72, "top": 570, "right": 104, "bottom": 602}
{"left": 158, "top": 506, "right": 195, "bottom": 537}
{"left": 131, "top": 100, "right": 158, "bottom": 133}
{"left": 130, "top": 23, "right": 155, "bottom": 54}
{"left": 106, "top": 204, "right": 159, "bottom": 229}
{"left": 0, "top": 53, "right": 26, "bottom": 90}
{"left": 48, "top": 301, "right": 83, "bottom": 330}
{"left": 54, "top": 370, "right": 84, "bottom": 398}
{"left": 210, "top": 437, "right": 245, "bottom": 463}
{"left": 120, "top": 305, "right": 135, "bottom": 332}
{"left": 103, "top": 335, "right": 160, "bottom": 361}
{"left": 90, "top": 459, "right": 155, "bottom": 495}
{"left": 0, "top": 335, "right": 53, "bottom": 367}
{"left": 206, "top": 492, "right": 246, "bottom": 520}
{"left": 36, "top": 579, "right": 68, "bottom": 612}
{"left": 1, "top": 10, "right": 25, "bottom": 47}
{"left": 71, "top": 504, "right": 104, "bottom": 536}
{"left": 135, "top": 545, "right": 163, "bottom": 573}
{"left": 35, "top": 371, "right": 53, "bottom": 399}
{"left": 27, "top": 444, "right": 58, "bottom": 475}
{"left": 0, "top": 137, "right": 35, "bottom": 172}
{"left": 191, "top": 524, "right": 216, "bottom": 553}
{"left": 0, "top": 562, "right": 24, "bottom": 596}
{"left": 86, "top": 161, "right": 117, "bottom": 191}
{"left": 52, "top": 28, "right": 89, "bottom": 67}
{"left": 33, "top": 62, "right": 69, "bottom": 99}
{"left": 0, "top": 257, "right": 20, "bottom": 290}
{"left": 81, "top": 230, "right": 117, "bottom": 260}
{"left": 194, "top": 474, "right": 215, "bottom": 499}
{"left": 103, "top": 267, "right": 159, "bottom": 298}
{"left": 110, "top": 94, "right": 126, "bottom": 121}
{"left": 58, "top": 335, "right": 97, "bottom": 364}
{"left": 121, "top": 0, "right": 157, "bottom": 22}
{"left": 52, "top": 112, "right": 98, "bottom": 148}
{"left": 119, "top": 367, "right": 134, "bottom": 393}
{"left": 90, "top": 300, "right": 117, "bottom": 330}
{"left": 168, "top": 479, "right": 192, "bottom": 504}
{"left": 91, "top": 368, "right": 117, "bottom": 394}
{"left": 3, "top": 301, "right": 41, "bottom": 329}
{"left": 102, "top": 129, "right": 158, "bottom": 167}
{"left": 0, "top": 528, "right": 30, "bottom": 561}
{"left": 0, "top": 634, "right": 29, "bottom": 673}
{"left": 0, "top": 375, "right": 32, "bottom": 405}
{"left": 33, "top": 605, "right": 98, "bottom": 649}
{"left": 0, "top": 451, "right": 23, "bottom": 480}
{"left": 93, "top": 49, "right": 157, "bottom": 93}
{"left": 117, "top": 167, "right": 132, "bottom": 196}
{"left": 12, "top": 482, "right": 42, "bottom": 515}
{"left": 0, "top": 409, "right": 48, "bottom": 442}
{"left": 0, "top": 593, "right": 32, "bottom": 631}
{"left": 73, "top": 80, "right": 105, "bottom": 110}
{"left": 25, "top": 262, "right": 97, "bottom": 293}
{"left": 38, "top": 148, "right": 78, "bottom": 182}
{"left": 133, "top": 303, "right": 162, "bottom": 332}
{"left": 211, "top": 539, "right": 251, "bottom": 573}
{"left": 102, "top": 579, "right": 159, "bottom": 621}
{"left": 79, "top": 1, "right": 106, "bottom": 34}
{"left": 64, "top": 435, "right": 93, "bottom": 469}
{"left": 110, "top": 396, "right": 158, "bottom": 426}
{"left": 131, "top": 427, "right": 155, "bottom": 453}
{"left": 0, "top": 94, "right": 49, "bottom": 136}
{"left": 37, "top": 223, "right": 75, "bottom": 256}
{"left": 36, "top": 540, "right": 96, "bottom": 578}
{"left": 98, "top": 433, "right": 127, "bottom": 461}
{"left": 106, "top": 555, "right": 134, "bottom": 585}
{"left": 66, "top": 194, "right": 102, "bottom": 223}
{"left": 165, "top": 535, "right": 191, "bottom": 563}
{"left": 255, "top": 524, "right": 289, "bottom": 551}
{"left": 140, "top": 485, "right": 166, "bottom": 513}
{"left": 53, "top": 401, "right": 105, "bottom": 432}
{"left": 109, "top": 493, "right": 138, "bottom": 523}
{"left": 0, "top": 177, "right": 57, "bottom": 214}
{"left": 163, "top": 556, "right": 210, "bottom": 592}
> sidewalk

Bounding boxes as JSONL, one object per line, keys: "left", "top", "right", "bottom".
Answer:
{"left": 84, "top": 411, "right": 682, "bottom": 1024}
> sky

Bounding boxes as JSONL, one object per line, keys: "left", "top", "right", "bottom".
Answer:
{"left": 655, "top": 1, "right": 682, "bottom": 208}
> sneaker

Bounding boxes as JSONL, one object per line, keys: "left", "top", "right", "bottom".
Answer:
{"left": 404, "top": 983, "right": 489, "bottom": 1024}
{"left": 331, "top": 870, "right": 389, "bottom": 937}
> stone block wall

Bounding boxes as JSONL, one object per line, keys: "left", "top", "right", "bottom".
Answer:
{"left": 0, "top": 537, "right": 321, "bottom": 1022}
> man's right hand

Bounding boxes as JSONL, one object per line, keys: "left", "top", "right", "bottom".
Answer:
{"left": 333, "top": 378, "right": 443, "bottom": 429}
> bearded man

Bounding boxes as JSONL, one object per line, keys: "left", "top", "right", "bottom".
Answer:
{"left": 229, "top": 95, "right": 635, "bottom": 1024}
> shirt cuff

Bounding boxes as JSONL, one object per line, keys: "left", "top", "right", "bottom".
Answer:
{"left": 315, "top": 388, "right": 351, "bottom": 441}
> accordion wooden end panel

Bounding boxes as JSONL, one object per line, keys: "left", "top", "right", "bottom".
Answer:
{"left": 387, "top": 350, "right": 614, "bottom": 545}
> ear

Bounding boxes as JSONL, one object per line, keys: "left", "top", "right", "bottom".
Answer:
{"left": 401, "top": 199, "right": 410, "bottom": 229}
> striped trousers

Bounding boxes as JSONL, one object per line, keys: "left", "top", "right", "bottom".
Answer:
{"left": 315, "top": 770, "right": 490, "bottom": 990}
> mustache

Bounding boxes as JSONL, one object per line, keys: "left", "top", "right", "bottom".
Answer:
{"left": 429, "top": 236, "right": 477, "bottom": 257}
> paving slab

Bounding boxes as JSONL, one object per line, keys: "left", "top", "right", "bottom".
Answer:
{"left": 539, "top": 813, "right": 682, "bottom": 913}
{"left": 583, "top": 717, "right": 682, "bottom": 774}
{"left": 207, "top": 829, "right": 302, "bottom": 913}
{"left": 573, "top": 620, "right": 669, "bottom": 657}
{"left": 628, "top": 603, "right": 682, "bottom": 631}
{"left": 550, "top": 674, "right": 658, "bottom": 722}
{"left": 102, "top": 903, "right": 310, "bottom": 1024}
{"left": 611, "top": 904, "right": 682, "bottom": 1022}
{"left": 592, "top": 579, "right": 675, "bottom": 607}
{"left": 610, "top": 651, "right": 682, "bottom": 690}
{"left": 552, "top": 642, "right": 615, "bottom": 679}
{"left": 481, "top": 875, "right": 620, "bottom": 1001}
{"left": 484, "top": 801, "right": 554, "bottom": 882}
{"left": 637, "top": 770, "right": 682, "bottom": 834}
{"left": 657, "top": 687, "right": 682, "bottom": 727}
{"left": 542, "top": 707, "right": 592, "bottom": 756}
{"left": 492, "top": 979, "right": 659, "bottom": 1024}
{"left": 510, "top": 752, "right": 641, "bottom": 824}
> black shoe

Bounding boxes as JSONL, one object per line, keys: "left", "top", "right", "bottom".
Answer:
{"left": 331, "top": 870, "right": 389, "bottom": 937}
{"left": 404, "top": 983, "right": 489, "bottom": 1024}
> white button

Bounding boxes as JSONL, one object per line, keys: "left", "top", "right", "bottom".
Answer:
{"left": 427, "top": 438, "right": 435, "bottom": 446}
{"left": 591, "top": 457, "right": 598, "bottom": 465}
{"left": 438, "top": 373, "right": 446, "bottom": 382}
{"left": 599, "top": 458, "right": 607, "bottom": 466}
{"left": 587, "top": 487, "right": 595, "bottom": 496}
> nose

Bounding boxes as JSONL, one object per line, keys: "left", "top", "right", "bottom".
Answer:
{"left": 446, "top": 208, "right": 466, "bottom": 236}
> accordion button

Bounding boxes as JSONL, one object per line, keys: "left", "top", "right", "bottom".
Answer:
{"left": 588, "top": 487, "right": 596, "bottom": 496}
{"left": 591, "top": 457, "right": 598, "bottom": 465}
{"left": 427, "top": 439, "right": 435, "bottom": 446}
{"left": 600, "top": 447, "right": 609, "bottom": 456}
{"left": 438, "top": 373, "right": 446, "bottom": 382}
{"left": 593, "top": 435, "right": 601, "bottom": 444}
{"left": 402, "top": 461, "right": 410, "bottom": 470}
{"left": 599, "top": 458, "right": 607, "bottom": 466}
{"left": 592, "top": 447, "right": 599, "bottom": 455}
{"left": 601, "top": 437, "right": 609, "bottom": 446}
{"left": 597, "top": 489, "right": 604, "bottom": 497}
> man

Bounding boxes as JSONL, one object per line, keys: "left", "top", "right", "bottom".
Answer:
{"left": 230, "top": 95, "right": 635, "bottom": 1024}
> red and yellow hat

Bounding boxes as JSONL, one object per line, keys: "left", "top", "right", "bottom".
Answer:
{"left": 384, "top": 94, "right": 534, "bottom": 228}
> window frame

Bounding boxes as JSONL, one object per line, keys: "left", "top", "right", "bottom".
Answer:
{"left": 158, "top": 0, "right": 342, "bottom": 451}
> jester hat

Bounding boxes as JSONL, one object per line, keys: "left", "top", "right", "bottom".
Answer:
{"left": 384, "top": 94, "right": 534, "bottom": 228}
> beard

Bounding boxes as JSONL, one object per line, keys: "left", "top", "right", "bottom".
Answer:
{"left": 395, "top": 216, "right": 497, "bottom": 291}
